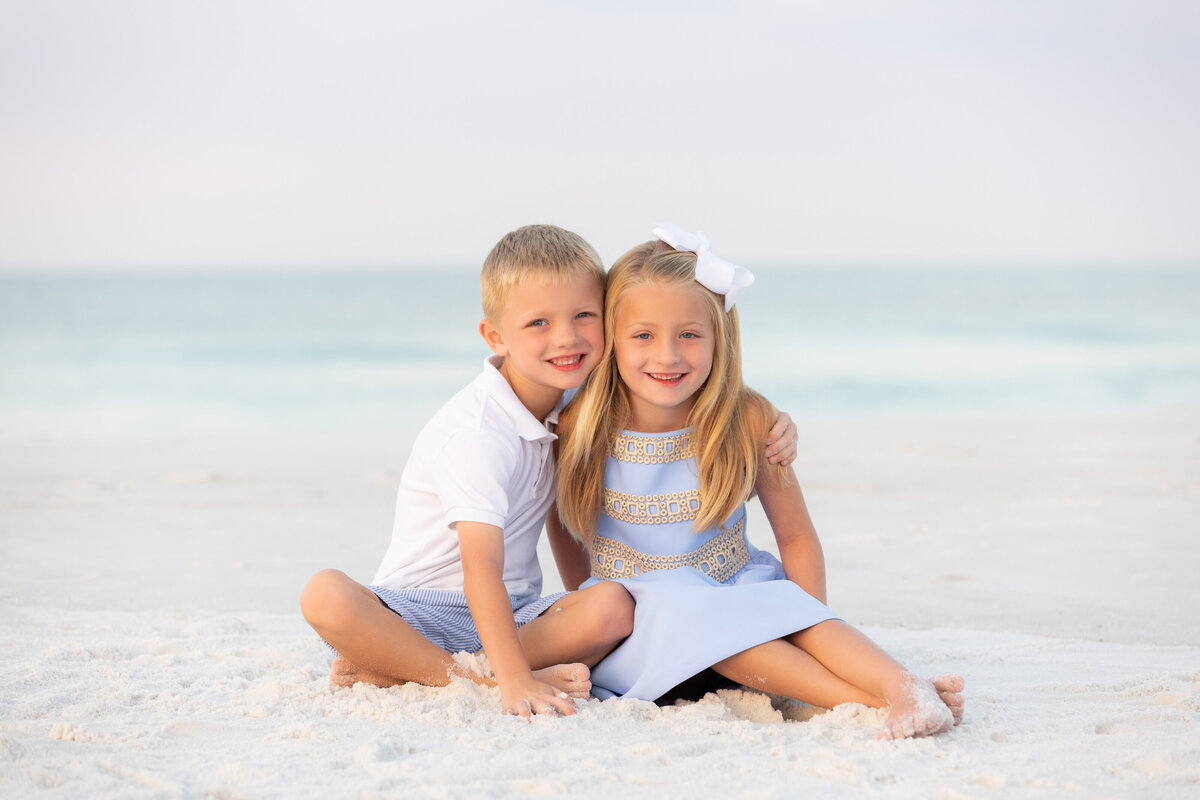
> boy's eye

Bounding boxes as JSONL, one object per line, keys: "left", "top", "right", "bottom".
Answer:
{"left": 575, "top": 311, "right": 596, "bottom": 320}
{"left": 527, "top": 319, "right": 548, "bottom": 327}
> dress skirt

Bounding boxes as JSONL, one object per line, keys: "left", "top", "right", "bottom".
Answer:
{"left": 583, "top": 551, "right": 837, "bottom": 702}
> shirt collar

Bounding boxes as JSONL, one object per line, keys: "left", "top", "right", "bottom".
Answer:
{"left": 481, "top": 356, "right": 562, "bottom": 442}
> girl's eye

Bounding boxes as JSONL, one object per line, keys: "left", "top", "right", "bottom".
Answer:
{"left": 634, "top": 332, "right": 651, "bottom": 340}
{"left": 681, "top": 332, "right": 698, "bottom": 339}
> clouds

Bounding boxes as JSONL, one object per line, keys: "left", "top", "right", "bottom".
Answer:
{"left": 1, "top": 1, "right": 1197, "bottom": 270}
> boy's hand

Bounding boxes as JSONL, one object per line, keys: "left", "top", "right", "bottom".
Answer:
{"left": 499, "top": 672, "right": 578, "bottom": 720}
{"left": 766, "top": 411, "right": 798, "bottom": 465}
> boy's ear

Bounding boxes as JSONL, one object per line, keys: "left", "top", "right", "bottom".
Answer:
{"left": 479, "top": 319, "right": 507, "bottom": 356}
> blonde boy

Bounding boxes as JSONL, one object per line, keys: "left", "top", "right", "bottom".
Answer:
{"left": 301, "top": 225, "right": 635, "bottom": 718}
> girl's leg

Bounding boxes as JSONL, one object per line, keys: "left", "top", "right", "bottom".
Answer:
{"left": 516, "top": 580, "right": 635, "bottom": 668}
{"left": 788, "top": 620, "right": 955, "bottom": 739}
{"left": 715, "top": 639, "right": 965, "bottom": 728}
{"left": 299, "top": 569, "right": 589, "bottom": 696}
{"left": 711, "top": 638, "right": 883, "bottom": 709}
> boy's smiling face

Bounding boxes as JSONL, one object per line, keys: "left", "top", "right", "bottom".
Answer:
{"left": 480, "top": 272, "right": 605, "bottom": 420}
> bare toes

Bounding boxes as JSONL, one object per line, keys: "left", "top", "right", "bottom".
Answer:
{"left": 932, "top": 674, "right": 965, "bottom": 693}
{"left": 534, "top": 663, "right": 592, "bottom": 699}
{"left": 933, "top": 679, "right": 965, "bottom": 725}
{"left": 922, "top": 711, "right": 953, "bottom": 735}
{"left": 940, "top": 700, "right": 969, "bottom": 724}
{"left": 938, "top": 691, "right": 964, "bottom": 710}
{"left": 892, "top": 715, "right": 917, "bottom": 739}
{"left": 560, "top": 679, "right": 592, "bottom": 700}
{"left": 329, "top": 657, "right": 360, "bottom": 687}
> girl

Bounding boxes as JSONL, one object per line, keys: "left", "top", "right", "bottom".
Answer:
{"left": 551, "top": 225, "right": 964, "bottom": 739}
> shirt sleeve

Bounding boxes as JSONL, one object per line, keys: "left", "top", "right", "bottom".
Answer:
{"left": 431, "top": 429, "right": 517, "bottom": 530}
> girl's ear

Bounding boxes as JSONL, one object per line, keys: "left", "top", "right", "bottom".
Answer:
{"left": 479, "top": 319, "right": 507, "bottom": 356}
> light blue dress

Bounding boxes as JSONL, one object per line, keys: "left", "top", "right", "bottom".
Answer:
{"left": 583, "top": 428, "right": 838, "bottom": 701}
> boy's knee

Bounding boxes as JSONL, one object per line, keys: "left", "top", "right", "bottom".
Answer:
{"left": 300, "top": 569, "right": 357, "bottom": 628}
{"left": 588, "top": 582, "right": 635, "bottom": 641}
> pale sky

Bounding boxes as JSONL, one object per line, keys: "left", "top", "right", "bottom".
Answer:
{"left": 1, "top": 0, "right": 1198, "bottom": 271}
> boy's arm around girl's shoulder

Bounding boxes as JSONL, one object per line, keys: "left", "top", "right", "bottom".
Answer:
{"left": 457, "top": 521, "right": 577, "bottom": 718}
{"left": 746, "top": 395, "right": 829, "bottom": 605}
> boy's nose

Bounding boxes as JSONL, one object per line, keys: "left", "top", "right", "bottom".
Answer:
{"left": 553, "top": 325, "right": 579, "bottom": 347}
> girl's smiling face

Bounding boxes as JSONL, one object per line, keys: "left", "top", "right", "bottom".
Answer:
{"left": 613, "top": 281, "right": 715, "bottom": 432}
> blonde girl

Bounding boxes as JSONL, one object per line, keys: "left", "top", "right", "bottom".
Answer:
{"left": 551, "top": 225, "right": 964, "bottom": 739}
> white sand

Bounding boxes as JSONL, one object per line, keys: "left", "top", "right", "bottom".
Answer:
{"left": 2, "top": 407, "right": 1198, "bottom": 798}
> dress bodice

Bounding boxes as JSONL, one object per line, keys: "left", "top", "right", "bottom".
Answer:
{"left": 591, "top": 428, "right": 752, "bottom": 583}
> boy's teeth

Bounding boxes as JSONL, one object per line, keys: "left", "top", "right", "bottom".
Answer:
{"left": 550, "top": 356, "right": 581, "bottom": 366}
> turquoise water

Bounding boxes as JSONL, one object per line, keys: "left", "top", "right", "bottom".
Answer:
{"left": 2, "top": 267, "right": 1198, "bottom": 435}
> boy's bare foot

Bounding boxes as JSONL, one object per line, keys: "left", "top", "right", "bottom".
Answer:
{"left": 932, "top": 673, "right": 965, "bottom": 725}
{"left": 330, "top": 656, "right": 404, "bottom": 688}
{"left": 532, "top": 663, "right": 592, "bottom": 699}
{"left": 878, "top": 675, "right": 955, "bottom": 740}
{"left": 330, "top": 656, "right": 591, "bottom": 700}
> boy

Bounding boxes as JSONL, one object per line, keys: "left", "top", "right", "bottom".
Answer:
{"left": 302, "top": 225, "right": 635, "bottom": 718}
{"left": 301, "top": 224, "right": 798, "bottom": 718}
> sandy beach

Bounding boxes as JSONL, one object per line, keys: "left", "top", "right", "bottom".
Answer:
{"left": 2, "top": 405, "right": 1197, "bottom": 798}
{"left": 3, "top": 0, "right": 1198, "bottom": 794}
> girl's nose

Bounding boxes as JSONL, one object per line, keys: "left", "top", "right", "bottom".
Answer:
{"left": 654, "top": 341, "right": 680, "bottom": 365}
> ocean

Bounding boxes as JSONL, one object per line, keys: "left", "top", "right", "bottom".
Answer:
{"left": 1, "top": 267, "right": 1197, "bottom": 437}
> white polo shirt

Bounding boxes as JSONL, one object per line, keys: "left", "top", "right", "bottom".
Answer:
{"left": 371, "top": 356, "right": 562, "bottom": 601}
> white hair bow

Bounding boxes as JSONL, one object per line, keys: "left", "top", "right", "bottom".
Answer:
{"left": 652, "top": 223, "right": 754, "bottom": 312}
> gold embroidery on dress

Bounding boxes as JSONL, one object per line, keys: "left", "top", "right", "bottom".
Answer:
{"left": 590, "top": 518, "right": 748, "bottom": 583}
{"left": 611, "top": 432, "right": 695, "bottom": 464}
{"left": 603, "top": 488, "right": 700, "bottom": 525}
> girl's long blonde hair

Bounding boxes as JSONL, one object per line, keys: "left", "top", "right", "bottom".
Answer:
{"left": 557, "top": 239, "right": 775, "bottom": 548}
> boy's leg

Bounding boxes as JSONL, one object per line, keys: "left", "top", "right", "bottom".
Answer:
{"left": 300, "top": 569, "right": 590, "bottom": 695}
{"left": 301, "top": 569, "right": 466, "bottom": 687}
{"left": 515, "top": 581, "right": 635, "bottom": 668}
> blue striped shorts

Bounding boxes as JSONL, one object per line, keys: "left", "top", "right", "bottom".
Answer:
{"left": 367, "top": 585, "right": 568, "bottom": 654}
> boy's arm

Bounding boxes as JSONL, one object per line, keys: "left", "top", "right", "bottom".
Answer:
{"left": 765, "top": 410, "right": 798, "bottom": 465}
{"left": 546, "top": 504, "right": 591, "bottom": 591}
{"left": 755, "top": 466, "right": 827, "bottom": 604}
{"left": 457, "top": 521, "right": 577, "bottom": 718}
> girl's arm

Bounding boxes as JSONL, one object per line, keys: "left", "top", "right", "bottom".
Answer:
{"left": 755, "top": 464, "right": 828, "bottom": 604}
{"left": 546, "top": 504, "right": 591, "bottom": 591}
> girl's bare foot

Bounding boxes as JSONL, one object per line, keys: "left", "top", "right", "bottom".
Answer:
{"left": 879, "top": 675, "right": 955, "bottom": 740}
{"left": 932, "top": 673, "right": 965, "bottom": 725}
{"left": 532, "top": 663, "right": 592, "bottom": 700}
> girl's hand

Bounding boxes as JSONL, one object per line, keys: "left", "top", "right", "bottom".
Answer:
{"left": 766, "top": 411, "right": 799, "bottom": 465}
{"left": 499, "top": 673, "right": 578, "bottom": 720}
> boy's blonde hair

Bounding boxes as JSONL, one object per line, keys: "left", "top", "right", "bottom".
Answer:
{"left": 480, "top": 225, "right": 605, "bottom": 322}
{"left": 556, "top": 239, "right": 776, "bottom": 547}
